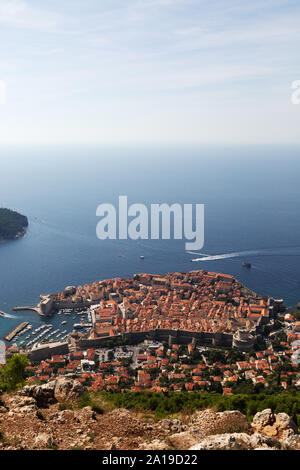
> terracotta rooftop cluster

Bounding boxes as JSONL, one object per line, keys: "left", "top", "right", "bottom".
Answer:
{"left": 23, "top": 339, "right": 300, "bottom": 395}
{"left": 55, "top": 271, "right": 270, "bottom": 336}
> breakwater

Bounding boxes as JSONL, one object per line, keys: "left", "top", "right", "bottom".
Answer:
{"left": 12, "top": 306, "right": 43, "bottom": 315}
{"left": 5, "top": 322, "right": 29, "bottom": 342}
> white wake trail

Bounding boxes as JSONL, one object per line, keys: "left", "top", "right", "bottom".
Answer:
{"left": 190, "top": 250, "right": 263, "bottom": 262}
{"left": 1, "top": 312, "right": 16, "bottom": 319}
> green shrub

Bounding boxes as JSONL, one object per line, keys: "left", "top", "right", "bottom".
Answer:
{"left": 76, "top": 392, "right": 104, "bottom": 414}
{"left": 0, "top": 354, "right": 29, "bottom": 392}
{"left": 98, "top": 390, "right": 300, "bottom": 424}
{"left": 58, "top": 401, "right": 74, "bottom": 411}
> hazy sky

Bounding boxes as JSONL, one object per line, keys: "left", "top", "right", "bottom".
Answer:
{"left": 0, "top": 0, "right": 299, "bottom": 145}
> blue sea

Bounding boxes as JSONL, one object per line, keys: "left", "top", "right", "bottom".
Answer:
{"left": 1, "top": 144, "right": 300, "bottom": 341}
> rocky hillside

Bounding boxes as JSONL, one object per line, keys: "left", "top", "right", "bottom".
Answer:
{"left": 0, "top": 378, "right": 299, "bottom": 450}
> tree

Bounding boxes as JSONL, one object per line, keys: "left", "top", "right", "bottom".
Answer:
{"left": 0, "top": 354, "right": 29, "bottom": 392}
{"left": 203, "top": 349, "right": 226, "bottom": 364}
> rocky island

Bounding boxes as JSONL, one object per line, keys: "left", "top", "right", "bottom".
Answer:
{"left": 0, "top": 208, "right": 28, "bottom": 241}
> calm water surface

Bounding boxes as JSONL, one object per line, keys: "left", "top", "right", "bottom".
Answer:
{"left": 1, "top": 144, "right": 300, "bottom": 340}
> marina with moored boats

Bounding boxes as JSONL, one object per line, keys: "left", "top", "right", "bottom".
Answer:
{"left": 2, "top": 306, "right": 93, "bottom": 351}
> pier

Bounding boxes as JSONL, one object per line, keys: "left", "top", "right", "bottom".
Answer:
{"left": 5, "top": 322, "right": 29, "bottom": 342}
{"left": 13, "top": 305, "right": 43, "bottom": 316}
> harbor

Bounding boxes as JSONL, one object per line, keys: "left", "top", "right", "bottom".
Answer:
{"left": 2, "top": 306, "right": 93, "bottom": 352}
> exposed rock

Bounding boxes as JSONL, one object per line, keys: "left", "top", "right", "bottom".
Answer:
{"left": 168, "top": 431, "right": 205, "bottom": 450}
{"left": 19, "top": 377, "right": 84, "bottom": 407}
{"left": 20, "top": 381, "right": 56, "bottom": 407}
{"left": 6, "top": 395, "right": 37, "bottom": 415}
{"left": 189, "top": 432, "right": 280, "bottom": 450}
{"left": 190, "top": 409, "right": 252, "bottom": 436}
{"left": 160, "top": 419, "right": 172, "bottom": 429}
{"left": 34, "top": 433, "right": 55, "bottom": 449}
{"left": 7, "top": 396, "right": 37, "bottom": 408}
{"left": 252, "top": 410, "right": 298, "bottom": 439}
{"left": 16, "top": 405, "right": 37, "bottom": 415}
{"left": 280, "top": 435, "right": 300, "bottom": 450}
{"left": 59, "top": 409, "right": 75, "bottom": 420}
{"left": 74, "top": 406, "right": 96, "bottom": 423}
{"left": 253, "top": 447, "right": 276, "bottom": 450}
{"left": 54, "top": 377, "right": 84, "bottom": 403}
{"left": 249, "top": 433, "right": 281, "bottom": 449}
{"left": 106, "top": 437, "right": 122, "bottom": 450}
{"left": 160, "top": 418, "right": 185, "bottom": 433}
{"left": 138, "top": 439, "right": 170, "bottom": 450}
{"left": 0, "top": 395, "right": 299, "bottom": 451}
{"left": 252, "top": 409, "right": 275, "bottom": 428}
{"left": 189, "top": 433, "right": 252, "bottom": 450}
{"left": 275, "top": 413, "right": 298, "bottom": 437}
{"left": 100, "top": 409, "right": 146, "bottom": 437}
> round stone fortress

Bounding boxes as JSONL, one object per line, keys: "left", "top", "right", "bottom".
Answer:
{"left": 232, "top": 329, "right": 256, "bottom": 352}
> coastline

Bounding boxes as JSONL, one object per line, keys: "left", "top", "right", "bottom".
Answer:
{"left": 6, "top": 270, "right": 286, "bottom": 353}
{"left": 0, "top": 228, "right": 27, "bottom": 243}
{"left": 0, "top": 208, "right": 28, "bottom": 242}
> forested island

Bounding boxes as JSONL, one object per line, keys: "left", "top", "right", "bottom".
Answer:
{"left": 0, "top": 208, "right": 28, "bottom": 241}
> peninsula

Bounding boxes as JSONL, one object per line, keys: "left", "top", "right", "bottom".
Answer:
{"left": 0, "top": 208, "right": 28, "bottom": 241}
{"left": 14, "top": 270, "right": 285, "bottom": 358}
